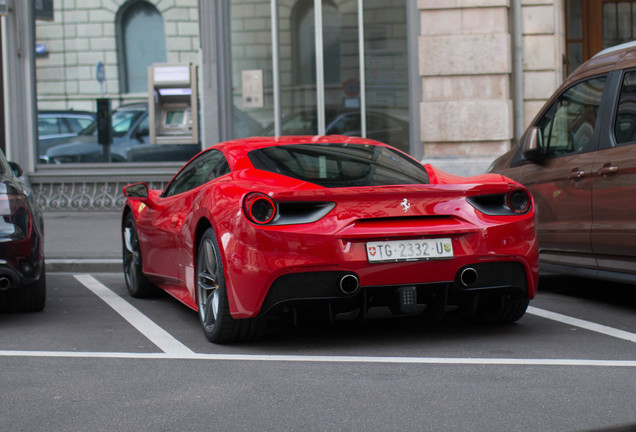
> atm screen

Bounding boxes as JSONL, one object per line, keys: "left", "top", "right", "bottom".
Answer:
{"left": 165, "top": 110, "right": 185, "bottom": 126}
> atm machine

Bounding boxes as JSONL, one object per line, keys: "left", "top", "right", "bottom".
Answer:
{"left": 148, "top": 63, "right": 199, "bottom": 145}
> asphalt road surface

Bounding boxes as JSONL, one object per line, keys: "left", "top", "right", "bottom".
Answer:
{"left": 1, "top": 273, "right": 635, "bottom": 432}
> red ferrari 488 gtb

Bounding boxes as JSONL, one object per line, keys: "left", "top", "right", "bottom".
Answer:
{"left": 122, "top": 136, "right": 538, "bottom": 343}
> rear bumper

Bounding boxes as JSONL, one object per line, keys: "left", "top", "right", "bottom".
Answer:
{"left": 257, "top": 261, "right": 529, "bottom": 318}
{"left": 0, "top": 235, "right": 44, "bottom": 292}
{"left": 223, "top": 214, "right": 538, "bottom": 319}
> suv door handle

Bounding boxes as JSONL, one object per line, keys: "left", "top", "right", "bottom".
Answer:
{"left": 599, "top": 163, "right": 618, "bottom": 176}
{"left": 569, "top": 168, "right": 585, "bottom": 180}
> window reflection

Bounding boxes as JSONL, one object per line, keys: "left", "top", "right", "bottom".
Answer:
{"left": 230, "top": 0, "right": 410, "bottom": 154}
{"left": 603, "top": 1, "right": 636, "bottom": 49}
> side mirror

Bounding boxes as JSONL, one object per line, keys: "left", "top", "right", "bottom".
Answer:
{"left": 521, "top": 127, "right": 543, "bottom": 163}
{"left": 123, "top": 182, "right": 149, "bottom": 199}
{"left": 8, "top": 161, "right": 23, "bottom": 177}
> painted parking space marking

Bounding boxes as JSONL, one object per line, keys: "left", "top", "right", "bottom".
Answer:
{"left": 0, "top": 349, "right": 635, "bottom": 367}
{"left": 1, "top": 275, "right": 634, "bottom": 365}
{"left": 73, "top": 274, "right": 194, "bottom": 356}
{"left": 527, "top": 306, "right": 636, "bottom": 343}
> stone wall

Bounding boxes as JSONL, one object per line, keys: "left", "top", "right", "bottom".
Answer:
{"left": 522, "top": 0, "right": 564, "bottom": 126}
{"left": 417, "top": 0, "right": 563, "bottom": 174}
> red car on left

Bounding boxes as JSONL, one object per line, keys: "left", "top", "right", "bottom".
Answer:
{"left": 0, "top": 149, "right": 46, "bottom": 312}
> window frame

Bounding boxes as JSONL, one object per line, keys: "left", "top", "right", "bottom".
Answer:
{"left": 612, "top": 69, "right": 636, "bottom": 147}
{"left": 566, "top": 0, "right": 636, "bottom": 75}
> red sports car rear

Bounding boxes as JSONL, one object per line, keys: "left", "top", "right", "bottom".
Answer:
{"left": 122, "top": 136, "right": 538, "bottom": 343}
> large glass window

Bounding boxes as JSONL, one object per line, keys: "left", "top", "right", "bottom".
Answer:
{"left": 293, "top": 0, "right": 341, "bottom": 86}
{"left": 603, "top": 1, "right": 636, "bottom": 48}
{"left": 566, "top": 1, "right": 636, "bottom": 75}
{"left": 229, "top": 0, "right": 410, "bottom": 153}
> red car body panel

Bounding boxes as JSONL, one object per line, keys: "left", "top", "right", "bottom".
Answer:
{"left": 123, "top": 136, "right": 538, "bottom": 319}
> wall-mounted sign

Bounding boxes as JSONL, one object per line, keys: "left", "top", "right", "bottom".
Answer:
{"left": 36, "top": 43, "right": 48, "bottom": 56}
{"left": 242, "top": 70, "right": 263, "bottom": 109}
{"left": 96, "top": 62, "right": 105, "bottom": 83}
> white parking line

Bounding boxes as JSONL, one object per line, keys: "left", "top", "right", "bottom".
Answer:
{"left": 527, "top": 306, "right": 636, "bottom": 343}
{"left": 74, "top": 274, "right": 194, "bottom": 356}
{"left": 3, "top": 276, "right": 634, "bottom": 366}
{"left": 0, "top": 350, "right": 635, "bottom": 367}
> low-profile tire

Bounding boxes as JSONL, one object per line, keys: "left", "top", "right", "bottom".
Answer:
{"left": 473, "top": 293, "right": 529, "bottom": 324}
{"left": 196, "top": 227, "right": 261, "bottom": 343}
{"left": 122, "top": 212, "right": 155, "bottom": 298}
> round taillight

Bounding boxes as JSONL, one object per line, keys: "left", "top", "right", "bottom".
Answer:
{"left": 243, "top": 193, "right": 276, "bottom": 224}
{"left": 507, "top": 188, "right": 531, "bottom": 214}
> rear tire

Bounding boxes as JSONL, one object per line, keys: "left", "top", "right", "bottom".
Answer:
{"left": 122, "top": 213, "right": 156, "bottom": 298}
{"left": 196, "top": 227, "right": 261, "bottom": 343}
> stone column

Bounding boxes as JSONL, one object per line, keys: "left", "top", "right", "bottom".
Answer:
{"left": 418, "top": 0, "right": 512, "bottom": 174}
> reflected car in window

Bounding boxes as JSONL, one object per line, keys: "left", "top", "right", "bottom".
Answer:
{"left": 0, "top": 149, "right": 45, "bottom": 312}
{"left": 260, "top": 108, "right": 410, "bottom": 153}
{"left": 38, "top": 110, "right": 96, "bottom": 156}
{"left": 41, "top": 103, "right": 200, "bottom": 164}
{"left": 488, "top": 41, "right": 636, "bottom": 284}
{"left": 122, "top": 135, "right": 538, "bottom": 343}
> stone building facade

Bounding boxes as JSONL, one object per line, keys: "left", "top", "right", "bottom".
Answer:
{"left": 25, "top": 0, "right": 611, "bottom": 211}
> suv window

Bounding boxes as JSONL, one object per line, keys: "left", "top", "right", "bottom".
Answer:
{"left": 537, "top": 77, "right": 606, "bottom": 158}
{"left": 614, "top": 70, "right": 636, "bottom": 145}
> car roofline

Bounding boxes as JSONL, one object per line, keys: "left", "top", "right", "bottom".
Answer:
{"left": 593, "top": 40, "right": 636, "bottom": 58}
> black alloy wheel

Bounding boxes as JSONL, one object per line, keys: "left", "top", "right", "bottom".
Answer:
{"left": 196, "top": 227, "right": 261, "bottom": 343}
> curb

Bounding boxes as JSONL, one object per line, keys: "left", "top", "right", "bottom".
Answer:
{"left": 46, "top": 259, "right": 123, "bottom": 273}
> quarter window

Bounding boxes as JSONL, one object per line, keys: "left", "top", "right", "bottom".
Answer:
{"left": 614, "top": 71, "right": 636, "bottom": 145}
{"left": 536, "top": 77, "right": 606, "bottom": 158}
{"left": 163, "top": 150, "right": 230, "bottom": 197}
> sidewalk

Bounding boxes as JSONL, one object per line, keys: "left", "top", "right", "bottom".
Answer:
{"left": 44, "top": 212, "right": 123, "bottom": 273}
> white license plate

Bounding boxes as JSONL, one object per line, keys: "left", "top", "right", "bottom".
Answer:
{"left": 366, "top": 238, "right": 453, "bottom": 262}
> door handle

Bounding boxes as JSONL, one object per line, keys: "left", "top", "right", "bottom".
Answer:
{"left": 599, "top": 163, "right": 618, "bottom": 176}
{"left": 568, "top": 168, "right": 585, "bottom": 180}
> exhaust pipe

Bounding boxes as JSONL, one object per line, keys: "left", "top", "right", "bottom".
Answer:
{"left": 339, "top": 274, "right": 360, "bottom": 295}
{"left": 459, "top": 267, "right": 478, "bottom": 287}
{"left": 0, "top": 276, "right": 13, "bottom": 291}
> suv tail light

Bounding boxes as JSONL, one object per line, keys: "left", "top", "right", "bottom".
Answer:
{"left": 0, "top": 183, "right": 31, "bottom": 240}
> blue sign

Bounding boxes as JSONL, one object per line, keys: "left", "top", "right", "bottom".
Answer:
{"left": 96, "top": 62, "right": 105, "bottom": 83}
{"left": 35, "top": 43, "right": 48, "bottom": 55}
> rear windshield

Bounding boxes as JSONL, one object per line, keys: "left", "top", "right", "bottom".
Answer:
{"left": 248, "top": 143, "right": 429, "bottom": 187}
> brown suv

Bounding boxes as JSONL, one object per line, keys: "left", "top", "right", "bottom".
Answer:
{"left": 489, "top": 41, "right": 636, "bottom": 284}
